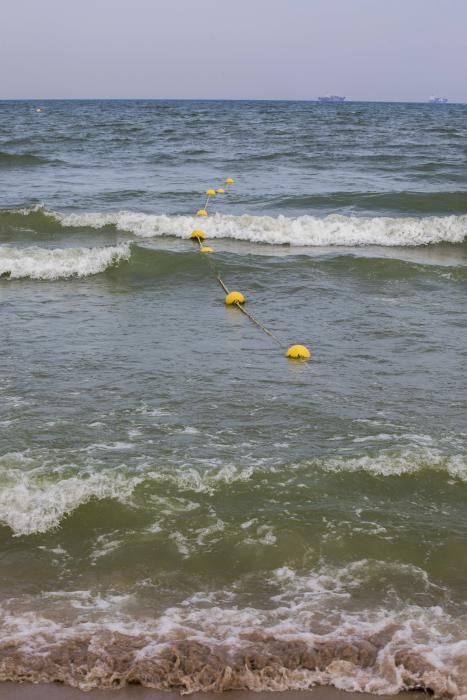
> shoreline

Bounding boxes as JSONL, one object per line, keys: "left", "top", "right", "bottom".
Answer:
{"left": 0, "top": 685, "right": 431, "bottom": 700}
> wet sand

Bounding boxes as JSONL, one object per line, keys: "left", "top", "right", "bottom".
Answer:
{"left": 1, "top": 685, "right": 430, "bottom": 700}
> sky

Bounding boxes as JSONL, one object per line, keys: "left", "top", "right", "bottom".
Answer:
{"left": 1, "top": 0, "right": 466, "bottom": 101}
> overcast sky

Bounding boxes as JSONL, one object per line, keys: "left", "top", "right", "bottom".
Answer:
{"left": 2, "top": 0, "right": 466, "bottom": 101}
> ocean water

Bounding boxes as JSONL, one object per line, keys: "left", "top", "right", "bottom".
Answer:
{"left": 0, "top": 100, "right": 466, "bottom": 695}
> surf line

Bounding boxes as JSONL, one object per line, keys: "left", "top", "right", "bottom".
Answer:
{"left": 189, "top": 179, "right": 311, "bottom": 361}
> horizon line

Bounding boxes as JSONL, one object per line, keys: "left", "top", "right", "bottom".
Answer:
{"left": 0, "top": 97, "right": 464, "bottom": 104}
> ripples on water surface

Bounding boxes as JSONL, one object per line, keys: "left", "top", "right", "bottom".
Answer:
{"left": 0, "top": 100, "right": 466, "bottom": 695}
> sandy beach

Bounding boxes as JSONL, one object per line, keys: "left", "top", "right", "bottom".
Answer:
{"left": 1, "top": 685, "right": 430, "bottom": 700}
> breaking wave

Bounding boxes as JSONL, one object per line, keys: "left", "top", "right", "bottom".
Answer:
{"left": 2, "top": 206, "right": 467, "bottom": 247}
{"left": 0, "top": 562, "right": 466, "bottom": 696}
{"left": 55, "top": 210, "right": 467, "bottom": 247}
{"left": 1, "top": 448, "right": 466, "bottom": 537}
{"left": 2, "top": 447, "right": 467, "bottom": 696}
{"left": 0, "top": 453, "right": 143, "bottom": 535}
{"left": 0, "top": 242, "right": 130, "bottom": 280}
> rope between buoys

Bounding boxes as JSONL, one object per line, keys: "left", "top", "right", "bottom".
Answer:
{"left": 195, "top": 235, "right": 229, "bottom": 294}
{"left": 196, "top": 224, "right": 284, "bottom": 348}
{"left": 233, "top": 302, "right": 284, "bottom": 348}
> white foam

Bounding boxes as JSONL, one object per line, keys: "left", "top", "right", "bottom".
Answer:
{"left": 317, "top": 448, "right": 467, "bottom": 480}
{"left": 0, "top": 449, "right": 263, "bottom": 536}
{"left": 0, "top": 452, "right": 143, "bottom": 536}
{"left": 89, "top": 536, "right": 124, "bottom": 563}
{"left": 0, "top": 242, "right": 130, "bottom": 280}
{"left": 242, "top": 521, "right": 277, "bottom": 546}
{"left": 1, "top": 561, "right": 466, "bottom": 695}
{"left": 51, "top": 209, "right": 467, "bottom": 247}
{"left": 1, "top": 447, "right": 466, "bottom": 537}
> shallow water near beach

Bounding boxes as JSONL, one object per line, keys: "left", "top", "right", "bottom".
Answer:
{"left": 0, "top": 100, "right": 466, "bottom": 695}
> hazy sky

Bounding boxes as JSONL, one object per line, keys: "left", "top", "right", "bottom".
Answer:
{"left": 2, "top": 0, "right": 466, "bottom": 101}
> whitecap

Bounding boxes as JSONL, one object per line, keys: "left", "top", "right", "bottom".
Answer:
{"left": 0, "top": 242, "right": 130, "bottom": 280}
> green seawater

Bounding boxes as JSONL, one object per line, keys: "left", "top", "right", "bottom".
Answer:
{"left": 0, "top": 100, "right": 466, "bottom": 694}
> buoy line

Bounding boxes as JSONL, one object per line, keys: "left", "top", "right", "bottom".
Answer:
{"left": 193, "top": 230, "right": 283, "bottom": 347}
{"left": 190, "top": 179, "right": 311, "bottom": 361}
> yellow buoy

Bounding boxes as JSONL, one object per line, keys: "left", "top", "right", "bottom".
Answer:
{"left": 196, "top": 209, "right": 208, "bottom": 217}
{"left": 200, "top": 246, "right": 214, "bottom": 253}
{"left": 206, "top": 189, "right": 216, "bottom": 196}
{"left": 216, "top": 188, "right": 225, "bottom": 194}
{"left": 225, "top": 291, "right": 245, "bottom": 305}
{"left": 190, "top": 229, "right": 206, "bottom": 240}
{"left": 286, "top": 344, "right": 311, "bottom": 360}
{"left": 225, "top": 178, "right": 234, "bottom": 185}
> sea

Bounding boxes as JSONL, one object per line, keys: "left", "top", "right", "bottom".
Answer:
{"left": 0, "top": 100, "right": 466, "bottom": 696}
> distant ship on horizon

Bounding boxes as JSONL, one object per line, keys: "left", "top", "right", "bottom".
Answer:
{"left": 318, "top": 95, "right": 346, "bottom": 103}
{"left": 428, "top": 96, "right": 448, "bottom": 104}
